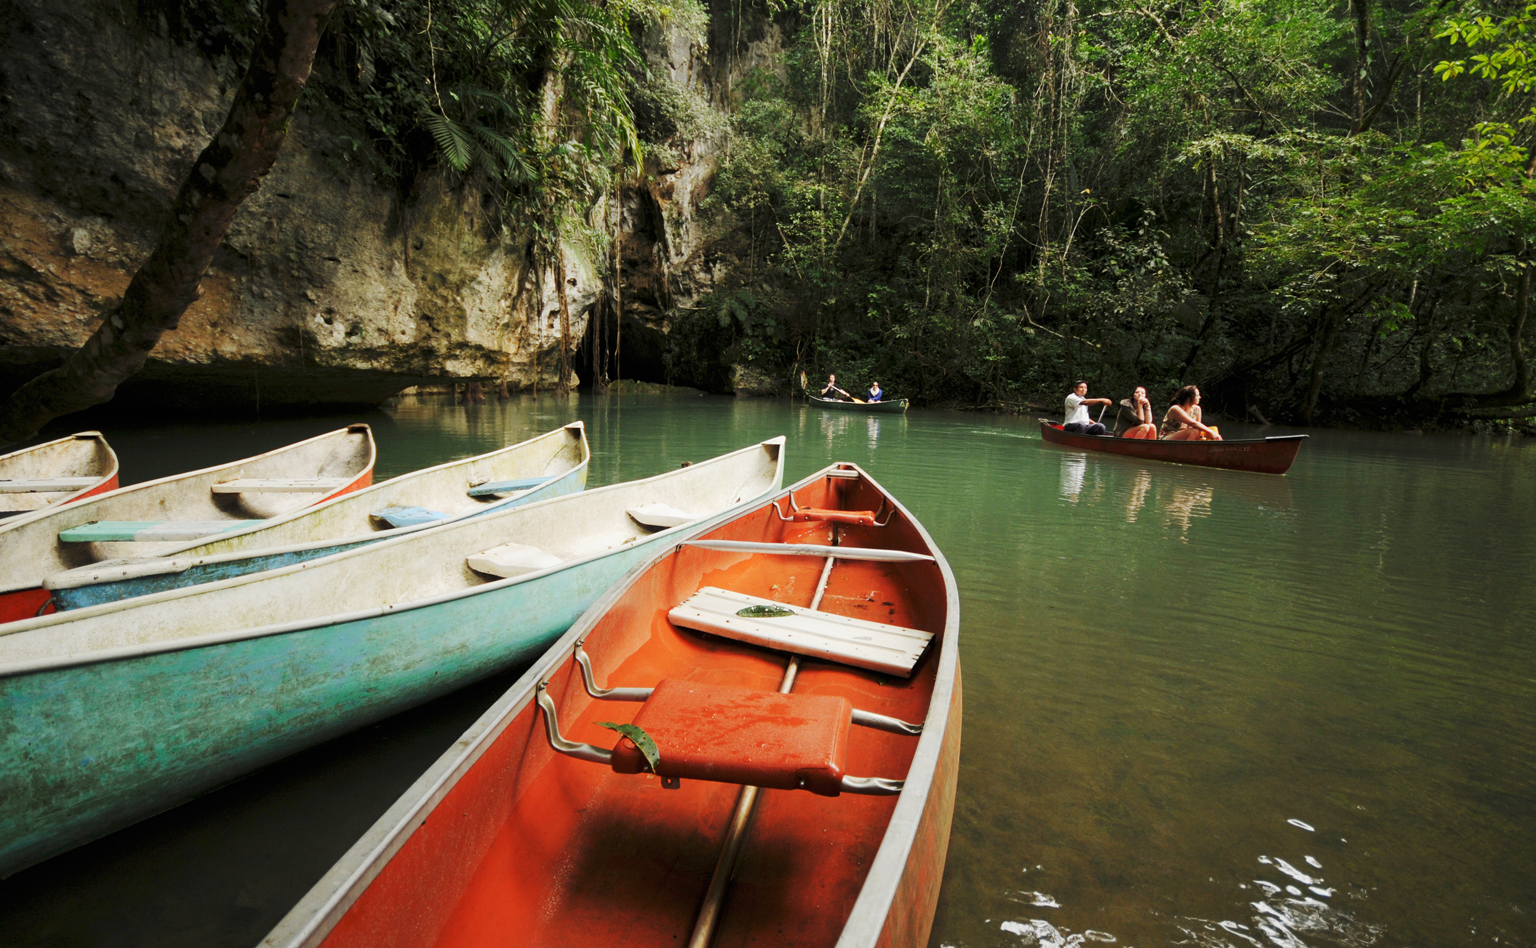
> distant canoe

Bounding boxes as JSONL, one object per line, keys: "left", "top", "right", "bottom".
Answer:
{"left": 807, "top": 394, "right": 909, "bottom": 413}
{"left": 0, "top": 432, "right": 119, "bottom": 518}
{"left": 0, "top": 426, "right": 375, "bottom": 624}
{"left": 0, "top": 438, "right": 783, "bottom": 878}
{"left": 44, "top": 423, "right": 589, "bottom": 611}
{"left": 264, "top": 460, "right": 959, "bottom": 948}
{"left": 1039, "top": 421, "right": 1306, "bottom": 475}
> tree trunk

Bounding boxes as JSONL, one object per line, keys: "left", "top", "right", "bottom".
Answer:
{"left": 1302, "top": 307, "right": 1341, "bottom": 423}
{"left": 1349, "top": 0, "right": 1369, "bottom": 135}
{"left": 0, "top": 0, "right": 339, "bottom": 444}
{"left": 555, "top": 240, "right": 573, "bottom": 396}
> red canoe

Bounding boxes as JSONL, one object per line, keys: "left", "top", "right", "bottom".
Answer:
{"left": 1039, "top": 421, "right": 1307, "bottom": 474}
{"left": 0, "top": 431, "right": 119, "bottom": 518}
{"left": 265, "top": 463, "right": 961, "bottom": 948}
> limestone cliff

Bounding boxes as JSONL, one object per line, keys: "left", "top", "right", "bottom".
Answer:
{"left": 0, "top": 0, "right": 597, "bottom": 411}
{"left": 0, "top": 0, "right": 786, "bottom": 411}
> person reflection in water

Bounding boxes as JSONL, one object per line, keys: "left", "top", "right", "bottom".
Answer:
{"left": 1160, "top": 385, "right": 1222, "bottom": 440}
{"left": 1115, "top": 386, "right": 1158, "bottom": 439}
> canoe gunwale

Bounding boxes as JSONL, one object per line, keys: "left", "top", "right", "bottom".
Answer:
{"left": 0, "top": 438, "right": 785, "bottom": 679}
{"left": 261, "top": 461, "right": 961, "bottom": 948}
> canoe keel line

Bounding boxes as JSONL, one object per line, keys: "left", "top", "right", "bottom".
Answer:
{"left": 1039, "top": 421, "right": 1307, "bottom": 474}
{"left": 264, "top": 463, "right": 960, "bottom": 948}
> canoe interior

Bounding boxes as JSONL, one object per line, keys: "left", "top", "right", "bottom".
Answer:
{"left": 302, "top": 470, "right": 950, "bottom": 948}
{"left": 0, "top": 432, "right": 117, "bottom": 515}
{"left": 0, "top": 440, "right": 782, "bottom": 669}
{"left": 0, "top": 427, "right": 374, "bottom": 613}
{"left": 1038, "top": 421, "right": 1305, "bottom": 474}
{"left": 44, "top": 425, "right": 589, "bottom": 611}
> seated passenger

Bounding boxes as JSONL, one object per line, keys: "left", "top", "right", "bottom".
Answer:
{"left": 1160, "top": 385, "right": 1223, "bottom": 441}
{"left": 1063, "top": 381, "right": 1112, "bottom": 435}
{"left": 1115, "top": 386, "right": 1158, "bottom": 439}
{"left": 868, "top": 381, "right": 883, "bottom": 403}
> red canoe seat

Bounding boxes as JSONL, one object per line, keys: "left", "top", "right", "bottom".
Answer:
{"left": 610, "top": 680, "right": 852, "bottom": 796}
{"left": 785, "top": 508, "right": 879, "bottom": 526}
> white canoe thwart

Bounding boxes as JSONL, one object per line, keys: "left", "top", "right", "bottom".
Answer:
{"left": 668, "top": 586, "right": 934, "bottom": 677}
{"left": 683, "top": 539, "right": 935, "bottom": 562}
{"left": 210, "top": 478, "right": 350, "bottom": 494}
{"left": 0, "top": 478, "right": 103, "bottom": 493}
{"left": 627, "top": 503, "right": 697, "bottom": 529}
{"left": 466, "top": 543, "right": 564, "bottom": 578}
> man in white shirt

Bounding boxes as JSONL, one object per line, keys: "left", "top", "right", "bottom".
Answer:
{"left": 1063, "top": 381, "right": 1112, "bottom": 435}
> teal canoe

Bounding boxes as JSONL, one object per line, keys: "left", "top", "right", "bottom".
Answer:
{"left": 0, "top": 437, "right": 784, "bottom": 878}
{"left": 43, "top": 423, "right": 590, "bottom": 611}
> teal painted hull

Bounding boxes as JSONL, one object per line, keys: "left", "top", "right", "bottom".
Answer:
{"left": 0, "top": 535, "right": 659, "bottom": 878}
{"left": 50, "top": 466, "right": 587, "bottom": 612}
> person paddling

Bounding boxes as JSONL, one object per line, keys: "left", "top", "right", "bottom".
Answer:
{"left": 821, "top": 374, "right": 853, "bottom": 401}
{"left": 1063, "top": 381, "right": 1112, "bottom": 435}
{"left": 1160, "top": 385, "right": 1222, "bottom": 440}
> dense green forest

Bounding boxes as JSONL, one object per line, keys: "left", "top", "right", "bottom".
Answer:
{"left": 31, "top": 0, "right": 1536, "bottom": 429}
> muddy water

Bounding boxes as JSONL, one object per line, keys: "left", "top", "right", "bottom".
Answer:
{"left": 0, "top": 391, "right": 1532, "bottom": 948}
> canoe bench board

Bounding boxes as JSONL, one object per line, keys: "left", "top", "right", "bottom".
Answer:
{"left": 58, "top": 521, "right": 266, "bottom": 542}
{"left": 668, "top": 586, "right": 932, "bottom": 677}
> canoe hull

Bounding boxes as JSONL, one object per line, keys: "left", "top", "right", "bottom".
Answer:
{"left": 48, "top": 425, "right": 589, "bottom": 611}
{"left": 0, "top": 531, "right": 670, "bottom": 878}
{"left": 808, "top": 395, "right": 910, "bottom": 413}
{"left": 1039, "top": 422, "right": 1305, "bottom": 474}
{"left": 0, "top": 426, "right": 375, "bottom": 623}
{"left": 264, "top": 463, "right": 960, "bottom": 948}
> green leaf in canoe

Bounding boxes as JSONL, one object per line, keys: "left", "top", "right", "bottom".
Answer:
{"left": 737, "top": 604, "right": 795, "bottom": 618}
{"left": 598, "top": 721, "right": 662, "bottom": 772}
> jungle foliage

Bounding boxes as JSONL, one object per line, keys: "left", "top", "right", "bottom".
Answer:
{"left": 693, "top": 0, "right": 1536, "bottom": 426}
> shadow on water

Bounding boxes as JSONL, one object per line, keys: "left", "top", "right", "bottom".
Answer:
{"left": 2, "top": 397, "right": 1534, "bottom": 948}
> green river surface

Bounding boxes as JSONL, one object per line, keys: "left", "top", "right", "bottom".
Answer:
{"left": 1, "top": 390, "right": 1532, "bottom": 948}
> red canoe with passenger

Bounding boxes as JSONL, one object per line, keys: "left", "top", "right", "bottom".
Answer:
{"left": 1039, "top": 421, "right": 1307, "bottom": 474}
{"left": 264, "top": 462, "right": 961, "bottom": 948}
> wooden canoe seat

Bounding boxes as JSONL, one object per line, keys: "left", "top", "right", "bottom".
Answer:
{"left": 609, "top": 680, "right": 853, "bottom": 796}
{"left": 784, "top": 508, "right": 879, "bottom": 525}
{"left": 210, "top": 478, "right": 347, "bottom": 494}
{"left": 0, "top": 477, "right": 99, "bottom": 493}
{"left": 59, "top": 520, "right": 264, "bottom": 542}
{"left": 668, "top": 587, "right": 933, "bottom": 677}
{"left": 466, "top": 476, "right": 552, "bottom": 497}
{"left": 370, "top": 505, "right": 451, "bottom": 528}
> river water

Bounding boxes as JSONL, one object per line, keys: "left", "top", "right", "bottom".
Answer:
{"left": 1, "top": 391, "right": 1532, "bottom": 948}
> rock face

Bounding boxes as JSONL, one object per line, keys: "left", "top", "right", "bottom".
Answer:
{"left": 0, "top": 0, "right": 596, "bottom": 411}
{"left": 0, "top": 0, "right": 791, "bottom": 411}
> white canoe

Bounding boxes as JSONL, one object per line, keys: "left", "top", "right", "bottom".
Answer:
{"left": 43, "top": 423, "right": 589, "bottom": 611}
{"left": 0, "top": 432, "right": 119, "bottom": 518}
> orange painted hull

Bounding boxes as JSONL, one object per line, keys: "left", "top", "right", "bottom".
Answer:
{"left": 1039, "top": 422, "right": 1306, "bottom": 474}
{"left": 267, "top": 463, "right": 961, "bottom": 948}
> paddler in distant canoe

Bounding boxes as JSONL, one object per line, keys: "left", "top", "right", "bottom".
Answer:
{"left": 1063, "top": 381, "right": 1112, "bottom": 435}
{"left": 820, "top": 374, "right": 857, "bottom": 402}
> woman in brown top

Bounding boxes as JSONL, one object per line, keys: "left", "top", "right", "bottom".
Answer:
{"left": 1115, "top": 386, "right": 1158, "bottom": 439}
{"left": 1161, "top": 385, "right": 1222, "bottom": 440}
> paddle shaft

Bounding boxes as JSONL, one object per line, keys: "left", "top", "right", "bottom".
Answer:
{"left": 687, "top": 552, "right": 835, "bottom": 948}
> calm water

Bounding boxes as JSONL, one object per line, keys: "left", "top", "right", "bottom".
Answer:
{"left": 1, "top": 392, "right": 1532, "bottom": 948}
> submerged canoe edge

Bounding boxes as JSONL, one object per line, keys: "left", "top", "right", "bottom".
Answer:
{"left": 262, "top": 461, "right": 962, "bottom": 948}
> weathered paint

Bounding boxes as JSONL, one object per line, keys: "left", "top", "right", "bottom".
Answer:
{"left": 0, "top": 540, "right": 660, "bottom": 877}
{"left": 46, "top": 425, "right": 588, "bottom": 612}
{"left": 0, "top": 438, "right": 783, "bottom": 878}
{"left": 50, "top": 465, "right": 586, "bottom": 612}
